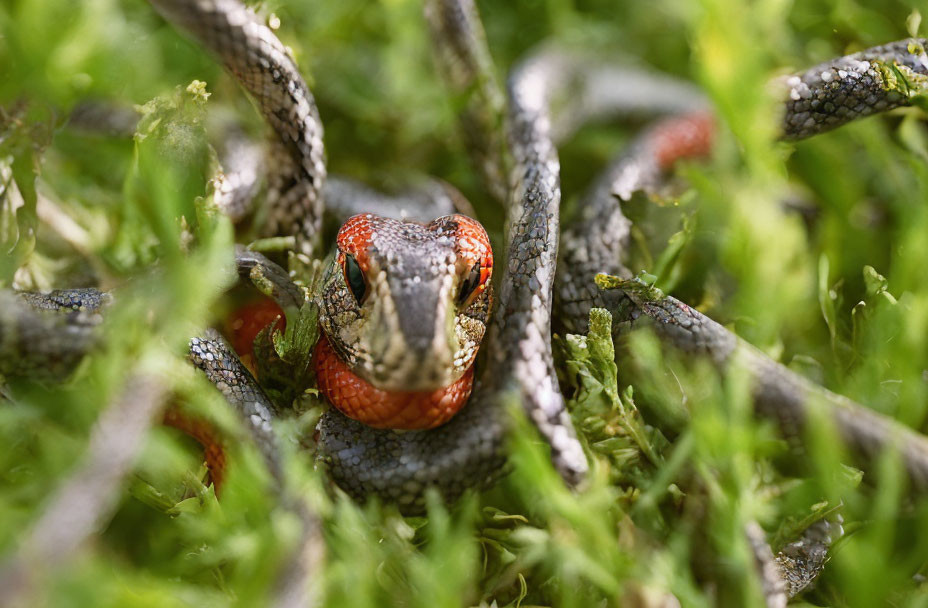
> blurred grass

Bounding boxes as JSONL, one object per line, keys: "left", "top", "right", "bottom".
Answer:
{"left": 2, "top": 0, "right": 928, "bottom": 606}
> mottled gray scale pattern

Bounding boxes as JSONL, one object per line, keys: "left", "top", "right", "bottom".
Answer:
{"left": 149, "top": 0, "right": 326, "bottom": 254}
{"left": 548, "top": 40, "right": 928, "bottom": 506}
{"left": 318, "top": 262, "right": 363, "bottom": 356}
{"left": 558, "top": 41, "right": 928, "bottom": 334}
{"left": 775, "top": 518, "right": 843, "bottom": 598}
{"left": 620, "top": 293, "right": 738, "bottom": 364}
{"left": 782, "top": 38, "right": 928, "bottom": 140}
{"left": 324, "top": 29, "right": 715, "bottom": 498}
{"left": 26, "top": 0, "right": 927, "bottom": 515}
{"left": 18, "top": 288, "right": 112, "bottom": 314}
{"left": 187, "top": 331, "right": 320, "bottom": 602}
{"left": 490, "top": 54, "right": 589, "bottom": 486}
{"left": 1, "top": 289, "right": 105, "bottom": 381}
{"left": 613, "top": 289, "right": 928, "bottom": 491}
{"left": 316, "top": 386, "right": 508, "bottom": 515}
{"left": 556, "top": 129, "right": 671, "bottom": 335}
{"left": 188, "top": 330, "right": 283, "bottom": 483}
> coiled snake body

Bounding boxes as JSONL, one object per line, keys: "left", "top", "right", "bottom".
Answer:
{"left": 5, "top": 0, "right": 928, "bottom": 519}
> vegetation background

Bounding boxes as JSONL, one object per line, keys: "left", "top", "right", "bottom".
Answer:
{"left": 2, "top": 0, "right": 928, "bottom": 605}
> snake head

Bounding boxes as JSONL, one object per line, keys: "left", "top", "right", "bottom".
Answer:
{"left": 318, "top": 213, "right": 493, "bottom": 395}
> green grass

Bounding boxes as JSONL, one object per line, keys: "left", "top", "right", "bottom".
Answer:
{"left": 3, "top": 0, "right": 928, "bottom": 605}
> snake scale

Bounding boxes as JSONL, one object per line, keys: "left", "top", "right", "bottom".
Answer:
{"left": 3, "top": 0, "right": 928, "bottom": 540}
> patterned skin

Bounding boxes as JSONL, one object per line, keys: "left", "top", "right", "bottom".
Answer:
{"left": 556, "top": 111, "right": 716, "bottom": 336}
{"left": 599, "top": 279, "right": 928, "bottom": 491}
{"left": 316, "top": 213, "right": 493, "bottom": 429}
{"left": 782, "top": 39, "right": 928, "bottom": 139}
{"left": 188, "top": 330, "right": 284, "bottom": 484}
{"left": 3, "top": 0, "right": 928, "bottom": 522}
{"left": 289, "top": 24, "right": 928, "bottom": 515}
{"left": 12, "top": 4, "right": 928, "bottom": 602}
{"left": 148, "top": 0, "right": 326, "bottom": 255}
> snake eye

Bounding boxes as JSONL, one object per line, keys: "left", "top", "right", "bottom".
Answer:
{"left": 457, "top": 261, "right": 490, "bottom": 307}
{"left": 342, "top": 253, "right": 368, "bottom": 305}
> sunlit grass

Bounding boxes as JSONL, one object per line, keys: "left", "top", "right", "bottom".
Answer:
{"left": 2, "top": 0, "right": 928, "bottom": 605}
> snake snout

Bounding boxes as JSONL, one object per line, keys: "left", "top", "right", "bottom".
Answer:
{"left": 365, "top": 271, "right": 460, "bottom": 392}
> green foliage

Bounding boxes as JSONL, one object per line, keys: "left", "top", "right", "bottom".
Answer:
{"left": 562, "top": 308, "right": 668, "bottom": 484}
{"left": 256, "top": 261, "right": 323, "bottom": 406}
{"left": 2, "top": 0, "right": 928, "bottom": 606}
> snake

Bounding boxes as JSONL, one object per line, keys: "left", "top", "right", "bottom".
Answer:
{"left": 3, "top": 0, "right": 928, "bottom": 541}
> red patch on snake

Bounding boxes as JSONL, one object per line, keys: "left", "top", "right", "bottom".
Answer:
{"left": 445, "top": 214, "right": 493, "bottom": 303}
{"left": 314, "top": 334, "right": 474, "bottom": 430}
{"left": 226, "top": 298, "right": 285, "bottom": 375}
{"left": 163, "top": 405, "right": 228, "bottom": 495}
{"left": 653, "top": 112, "right": 715, "bottom": 170}
{"left": 336, "top": 214, "right": 376, "bottom": 271}
{"left": 445, "top": 214, "right": 492, "bottom": 266}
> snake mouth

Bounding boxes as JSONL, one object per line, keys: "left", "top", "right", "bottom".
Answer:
{"left": 314, "top": 334, "right": 474, "bottom": 429}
